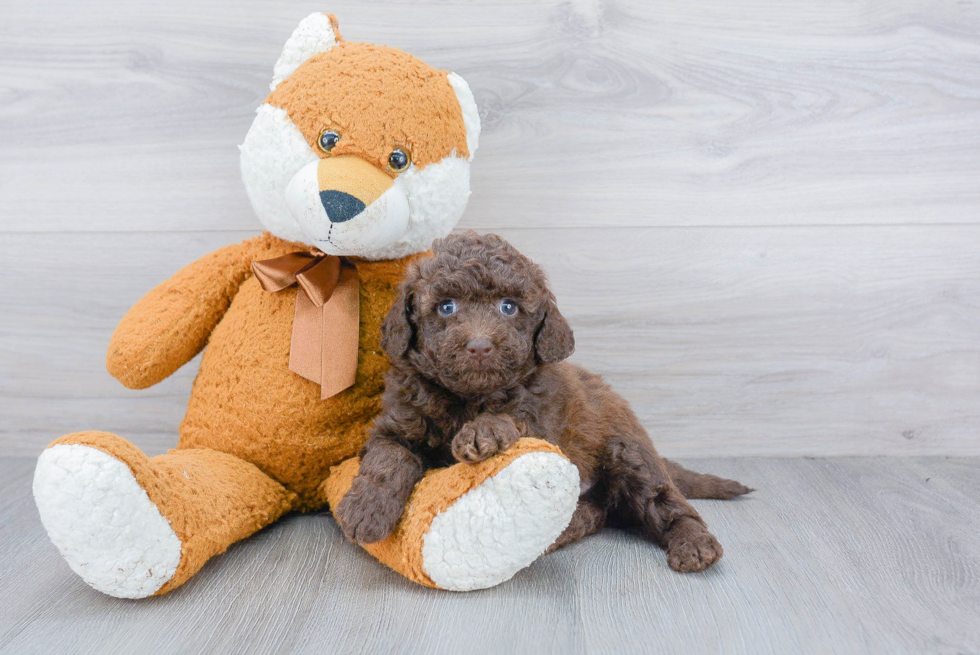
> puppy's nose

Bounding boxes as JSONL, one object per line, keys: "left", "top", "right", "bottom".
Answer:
{"left": 319, "top": 190, "right": 366, "bottom": 223}
{"left": 466, "top": 338, "right": 493, "bottom": 358}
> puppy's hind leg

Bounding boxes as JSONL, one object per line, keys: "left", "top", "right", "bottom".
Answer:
{"left": 544, "top": 498, "right": 606, "bottom": 555}
{"left": 605, "top": 432, "right": 724, "bottom": 572}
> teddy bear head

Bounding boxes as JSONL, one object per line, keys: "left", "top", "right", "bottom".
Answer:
{"left": 240, "top": 13, "right": 481, "bottom": 260}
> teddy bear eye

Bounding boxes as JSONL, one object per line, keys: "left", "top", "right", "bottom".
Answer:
{"left": 388, "top": 148, "right": 411, "bottom": 173}
{"left": 318, "top": 130, "right": 340, "bottom": 153}
{"left": 437, "top": 299, "right": 457, "bottom": 317}
{"left": 499, "top": 299, "right": 518, "bottom": 316}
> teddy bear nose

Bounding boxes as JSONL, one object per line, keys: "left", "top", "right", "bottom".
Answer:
{"left": 319, "top": 190, "right": 366, "bottom": 223}
{"left": 466, "top": 338, "right": 494, "bottom": 358}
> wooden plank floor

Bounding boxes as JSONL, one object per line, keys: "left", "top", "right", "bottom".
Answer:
{"left": 2, "top": 456, "right": 978, "bottom": 655}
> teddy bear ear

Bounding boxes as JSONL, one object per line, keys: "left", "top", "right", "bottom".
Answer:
{"left": 446, "top": 73, "right": 481, "bottom": 161}
{"left": 270, "top": 13, "right": 342, "bottom": 91}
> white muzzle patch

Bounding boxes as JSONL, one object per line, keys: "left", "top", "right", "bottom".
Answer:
{"left": 283, "top": 159, "right": 411, "bottom": 256}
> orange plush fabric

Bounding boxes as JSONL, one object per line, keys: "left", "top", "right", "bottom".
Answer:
{"left": 110, "top": 233, "right": 421, "bottom": 509}
{"left": 49, "top": 233, "right": 423, "bottom": 594}
{"left": 177, "top": 237, "right": 421, "bottom": 507}
{"left": 267, "top": 41, "right": 470, "bottom": 173}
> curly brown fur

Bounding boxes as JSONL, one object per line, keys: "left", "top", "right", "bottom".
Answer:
{"left": 334, "top": 232, "right": 752, "bottom": 572}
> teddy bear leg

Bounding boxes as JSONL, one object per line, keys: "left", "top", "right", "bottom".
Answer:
{"left": 321, "top": 437, "right": 580, "bottom": 591}
{"left": 33, "top": 431, "right": 297, "bottom": 599}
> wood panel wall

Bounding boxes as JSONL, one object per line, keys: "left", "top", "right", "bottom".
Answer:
{"left": 2, "top": 0, "right": 978, "bottom": 456}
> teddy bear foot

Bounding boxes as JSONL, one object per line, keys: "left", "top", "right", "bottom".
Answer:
{"left": 421, "top": 448, "right": 579, "bottom": 591}
{"left": 33, "top": 443, "right": 182, "bottom": 599}
{"left": 324, "top": 438, "right": 580, "bottom": 591}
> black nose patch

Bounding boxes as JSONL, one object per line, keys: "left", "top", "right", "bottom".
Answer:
{"left": 319, "top": 190, "right": 366, "bottom": 224}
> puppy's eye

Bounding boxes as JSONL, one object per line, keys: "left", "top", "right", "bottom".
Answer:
{"left": 499, "top": 299, "right": 518, "bottom": 316}
{"left": 318, "top": 130, "right": 340, "bottom": 153}
{"left": 388, "top": 148, "right": 411, "bottom": 173}
{"left": 437, "top": 299, "right": 457, "bottom": 317}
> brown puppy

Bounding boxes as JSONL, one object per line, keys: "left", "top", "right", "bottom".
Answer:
{"left": 335, "top": 232, "right": 752, "bottom": 572}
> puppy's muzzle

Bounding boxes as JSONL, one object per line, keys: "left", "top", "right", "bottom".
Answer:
{"left": 466, "top": 338, "right": 494, "bottom": 360}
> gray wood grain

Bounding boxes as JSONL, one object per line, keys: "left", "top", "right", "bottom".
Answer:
{"left": 2, "top": 227, "right": 979, "bottom": 457}
{"left": 2, "top": 4, "right": 980, "bottom": 451}
{"left": 0, "top": 0, "right": 978, "bottom": 233}
{"left": 2, "top": 456, "right": 979, "bottom": 654}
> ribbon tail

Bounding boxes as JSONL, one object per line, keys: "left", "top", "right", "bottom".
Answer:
{"left": 318, "top": 264, "right": 360, "bottom": 399}
{"left": 288, "top": 289, "right": 324, "bottom": 385}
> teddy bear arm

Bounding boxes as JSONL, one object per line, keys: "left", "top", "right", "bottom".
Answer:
{"left": 106, "top": 239, "right": 259, "bottom": 389}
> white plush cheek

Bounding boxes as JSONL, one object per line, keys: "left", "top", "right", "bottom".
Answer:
{"left": 284, "top": 160, "right": 328, "bottom": 238}
{"left": 395, "top": 157, "right": 472, "bottom": 247}
{"left": 342, "top": 157, "right": 471, "bottom": 261}
{"left": 240, "top": 104, "right": 317, "bottom": 244}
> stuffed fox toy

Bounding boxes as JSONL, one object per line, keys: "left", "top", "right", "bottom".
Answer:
{"left": 32, "top": 13, "right": 580, "bottom": 598}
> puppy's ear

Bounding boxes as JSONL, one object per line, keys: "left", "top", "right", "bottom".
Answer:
{"left": 381, "top": 288, "right": 415, "bottom": 362}
{"left": 534, "top": 299, "right": 575, "bottom": 363}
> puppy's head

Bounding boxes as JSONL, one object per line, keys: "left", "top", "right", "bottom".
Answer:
{"left": 382, "top": 232, "right": 574, "bottom": 396}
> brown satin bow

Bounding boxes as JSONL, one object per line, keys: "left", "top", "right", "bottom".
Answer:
{"left": 251, "top": 251, "right": 359, "bottom": 399}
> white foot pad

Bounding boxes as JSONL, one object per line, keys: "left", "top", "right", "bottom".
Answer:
{"left": 422, "top": 452, "right": 579, "bottom": 591}
{"left": 33, "top": 444, "right": 182, "bottom": 599}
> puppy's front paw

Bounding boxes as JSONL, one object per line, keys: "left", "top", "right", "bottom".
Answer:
{"left": 334, "top": 477, "right": 406, "bottom": 544}
{"left": 452, "top": 414, "right": 521, "bottom": 463}
{"left": 666, "top": 529, "right": 723, "bottom": 573}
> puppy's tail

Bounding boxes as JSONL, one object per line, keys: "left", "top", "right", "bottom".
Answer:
{"left": 665, "top": 459, "right": 754, "bottom": 499}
